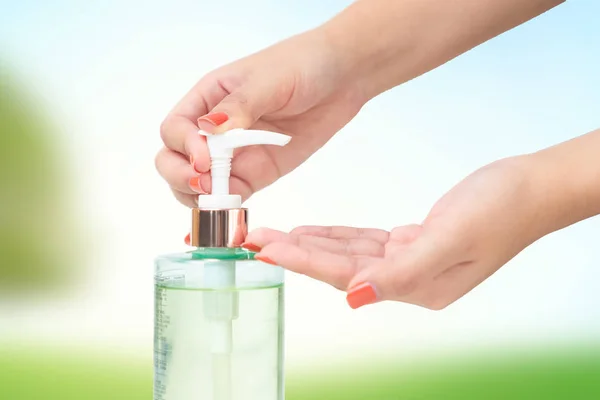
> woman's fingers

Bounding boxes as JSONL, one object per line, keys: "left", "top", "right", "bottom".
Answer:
{"left": 171, "top": 188, "right": 198, "bottom": 208}
{"left": 160, "top": 114, "right": 211, "bottom": 173}
{"left": 299, "top": 235, "right": 384, "bottom": 256}
{"left": 243, "top": 224, "right": 468, "bottom": 309}
{"left": 155, "top": 147, "right": 254, "bottom": 201}
{"left": 196, "top": 172, "right": 254, "bottom": 202}
{"left": 256, "top": 242, "right": 376, "bottom": 290}
{"left": 159, "top": 77, "right": 233, "bottom": 175}
{"left": 155, "top": 147, "right": 202, "bottom": 195}
{"left": 245, "top": 228, "right": 385, "bottom": 257}
{"left": 290, "top": 226, "right": 390, "bottom": 244}
{"left": 244, "top": 228, "right": 289, "bottom": 247}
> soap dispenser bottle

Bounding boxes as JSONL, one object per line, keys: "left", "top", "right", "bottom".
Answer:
{"left": 154, "top": 129, "right": 291, "bottom": 400}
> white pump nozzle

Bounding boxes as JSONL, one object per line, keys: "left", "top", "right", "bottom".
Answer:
{"left": 199, "top": 128, "right": 291, "bottom": 158}
{"left": 197, "top": 129, "right": 292, "bottom": 208}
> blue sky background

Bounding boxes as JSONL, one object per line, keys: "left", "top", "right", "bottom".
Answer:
{"left": 1, "top": 0, "right": 599, "bottom": 364}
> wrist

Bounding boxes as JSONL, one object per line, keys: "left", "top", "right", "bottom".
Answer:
{"left": 484, "top": 155, "right": 555, "bottom": 245}
{"left": 523, "top": 129, "right": 600, "bottom": 239}
{"left": 316, "top": 9, "right": 406, "bottom": 101}
{"left": 288, "top": 27, "right": 371, "bottom": 105}
{"left": 316, "top": 0, "right": 565, "bottom": 101}
{"left": 510, "top": 154, "right": 560, "bottom": 242}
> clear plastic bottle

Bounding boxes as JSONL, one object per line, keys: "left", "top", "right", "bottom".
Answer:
{"left": 154, "top": 248, "right": 284, "bottom": 400}
{"left": 153, "top": 128, "right": 291, "bottom": 400}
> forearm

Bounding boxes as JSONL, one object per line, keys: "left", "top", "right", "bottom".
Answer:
{"left": 320, "top": 0, "right": 564, "bottom": 99}
{"left": 528, "top": 128, "right": 600, "bottom": 237}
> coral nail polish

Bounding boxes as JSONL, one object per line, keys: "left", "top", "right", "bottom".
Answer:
{"left": 255, "top": 255, "right": 277, "bottom": 266}
{"left": 241, "top": 243, "right": 262, "bottom": 252}
{"left": 346, "top": 282, "right": 378, "bottom": 309}
{"left": 198, "top": 112, "right": 229, "bottom": 127}
{"left": 189, "top": 176, "right": 206, "bottom": 194}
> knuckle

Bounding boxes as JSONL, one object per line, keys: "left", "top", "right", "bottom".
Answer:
{"left": 390, "top": 224, "right": 422, "bottom": 244}
{"left": 218, "top": 91, "right": 256, "bottom": 125}
{"left": 221, "top": 91, "right": 249, "bottom": 107}
{"left": 389, "top": 226, "right": 405, "bottom": 239}
{"left": 159, "top": 117, "right": 171, "bottom": 145}
{"left": 154, "top": 148, "right": 166, "bottom": 174}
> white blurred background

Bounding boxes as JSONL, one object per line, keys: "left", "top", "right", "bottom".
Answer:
{"left": 1, "top": 0, "right": 599, "bottom": 368}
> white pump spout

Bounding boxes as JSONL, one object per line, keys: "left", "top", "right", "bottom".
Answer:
{"left": 200, "top": 128, "right": 292, "bottom": 158}
{"left": 198, "top": 129, "right": 292, "bottom": 208}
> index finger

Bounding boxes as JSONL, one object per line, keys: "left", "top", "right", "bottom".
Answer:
{"left": 257, "top": 242, "right": 371, "bottom": 291}
{"left": 290, "top": 226, "right": 390, "bottom": 244}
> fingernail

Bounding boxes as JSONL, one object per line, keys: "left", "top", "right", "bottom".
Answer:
{"left": 241, "top": 243, "right": 262, "bottom": 252}
{"left": 184, "top": 233, "right": 191, "bottom": 246}
{"left": 188, "top": 176, "right": 206, "bottom": 194}
{"left": 255, "top": 254, "right": 277, "bottom": 266}
{"left": 346, "top": 282, "right": 378, "bottom": 309}
{"left": 190, "top": 155, "right": 201, "bottom": 173}
{"left": 198, "top": 112, "right": 229, "bottom": 127}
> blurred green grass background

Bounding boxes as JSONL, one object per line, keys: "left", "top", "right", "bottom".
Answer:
{"left": 1, "top": 344, "right": 599, "bottom": 399}
{"left": 0, "top": 61, "right": 81, "bottom": 295}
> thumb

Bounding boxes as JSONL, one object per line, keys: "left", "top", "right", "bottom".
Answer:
{"left": 197, "top": 84, "right": 275, "bottom": 134}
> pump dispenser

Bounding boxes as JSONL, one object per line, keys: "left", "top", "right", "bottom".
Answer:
{"left": 198, "top": 128, "right": 291, "bottom": 201}
{"left": 193, "top": 129, "right": 291, "bottom": 395}
{"left": 192, "top": 128, "right": 291, "bottom": 243}
{"left": 154, "top": 128, "right": 291, "bottom": 400}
